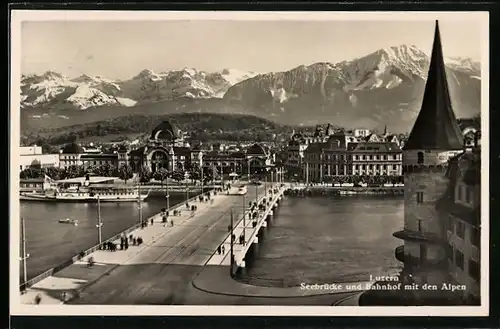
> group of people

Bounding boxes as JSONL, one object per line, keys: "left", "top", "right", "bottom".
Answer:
{"left": 216, "top": 244, "right": 226, "bottom": 255}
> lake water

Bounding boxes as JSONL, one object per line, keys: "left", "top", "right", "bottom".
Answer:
{"left": 239, "top": 195, "right": 404, "bottom": 286}
{"left": 18, "top": 192, "right": 404, "bottom": 288}
{"left": 18, "top": 192, "right": 191, "bottom": 281}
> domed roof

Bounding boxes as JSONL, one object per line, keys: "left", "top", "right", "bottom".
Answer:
{"left": 61, "top": 142, "right": 84, "bottom": 154}
{"left": 150, "top": 121, "right": 181, "bottom": 141}
{"left": 246, "top": 143, "right": 267, "bottom": 156}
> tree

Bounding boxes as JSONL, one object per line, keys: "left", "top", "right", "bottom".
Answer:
{"left": 153, "top": 167, "right": 170, "bottom": 185}
{"left": 202, "top": 166, "right": 214, "bottom": 184}
{"left": 66, "top": 165, "right": 85, "bottom": 179}
{"left": 118, "top": 164, "right": 134, "bottom": 184}
{"left": 188, "top": 165, "right": 201, "bottom": 184}
{"left": 139, "top": 165, "right": 152, "bottom": 183}
{"left": 171, "top": 169, "right": 185, "bottom": 183}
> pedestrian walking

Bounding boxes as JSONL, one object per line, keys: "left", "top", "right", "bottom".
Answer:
{"left": 217, "top": 246, "right": 221, "bottom": 255}
{"left": 34, "top": 294, "right": 42, "bottom": 305}
{"left": 124, "top": 238, "right": 129, "bottom": 250}
{"left": 151, "top": 217, "right": 154, "bottom": 225}
{"left": 133, "top": 237, "right": 137, "bottom": 246}
{"left": 221, "top": 245, "right": 225, "bottom": 254}
{"left": 171, "top": 218, "right": 174, "bottom": 227}
{"left": 61, "top": 291, "right": 68, "bottom": 303}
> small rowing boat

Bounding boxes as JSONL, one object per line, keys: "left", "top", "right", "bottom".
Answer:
{"left": 59, "top": 218, "right": 78, "bottom": 225}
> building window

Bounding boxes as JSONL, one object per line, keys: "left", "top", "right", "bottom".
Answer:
{"left": 417, "top": 151, "right": 424, "bottom": 164}
{"left": 369, "top": 155, "right": 373, "bottom": 160}
{"left": 447, "top": 216, "right": 454, "bottom": 233}
{"left": 393, "top": 165, "right": 397, "bottom": 170}
{"left": 455, "top": 250, "right": 465, "bottom": 270}
{"left": 471, "top": 227, "right": 480, "bottom": 246}
{"left": 362, "top": 155, "right": 366, "bottom": 160}
{"left": 457, "top": 185, "right": 463, "bottom": 201}
{"left": 466, "top": 187, "right": 473, "bottom": 204}
{"left": 447, "top": 242, "right": 454, "bottom": 261}
{"left": 456, "top": 221, "right": 465, "bottom": 239}
{"left": 468, "top": 259, "right": 480, "bottom": 282}
{"left": 416, "top": 192, "right": 424, "bottom": 203}
{"left": 362, "top": 164, "right": 366, "bottom": 170}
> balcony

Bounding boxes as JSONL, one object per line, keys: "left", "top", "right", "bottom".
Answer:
{"left": 393, "top": 229, "right": 444, "bottom": 244}
{"left": 395, "top": 245, "right": 405, "bottom": 262}
{"left": 394, "top": 245, "right": 448, "bottom": 270}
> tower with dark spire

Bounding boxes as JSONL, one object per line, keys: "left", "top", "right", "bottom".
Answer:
{"left": 393, "top": 21, "right": 466, "bottom": 301}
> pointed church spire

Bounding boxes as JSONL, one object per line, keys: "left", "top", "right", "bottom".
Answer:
{"left": 383, "top": 125, "right": 388, "bottom": 136}
{"left": 403, "top": 20, "right": 464, "bottom": 150}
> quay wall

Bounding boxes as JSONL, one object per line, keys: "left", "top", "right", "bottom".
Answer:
{"left": 19, "top": 188, "right": 216, "bottom": 292}
{"left": 285, "top": 186, "right": 404, "bottom": 196}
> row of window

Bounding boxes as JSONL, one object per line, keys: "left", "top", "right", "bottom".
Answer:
{"left": 457, "top": 183, "right": 475, "bottom": 205}
{"left": 447, "top": 246, "right": 480, "bottom": 282}
{"left": 447, "top": 216, "right": 480, "bottom": 246}
{"left": 305, "top": 154, "right": 401, "bottom": 161}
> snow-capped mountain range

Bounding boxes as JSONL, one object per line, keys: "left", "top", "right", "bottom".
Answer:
{"left": 21, "top": 44, "right": 481, "bottom": 131}
{"left": 21, "top": 68, "right": 259, "bottom": 110}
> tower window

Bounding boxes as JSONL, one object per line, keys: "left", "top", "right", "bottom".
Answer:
{"left": 455, "top": 250, "right": 465, "bottom": 270}
{"left": 416, "top": 192, "right": 424, "bottom": 203}
{"left": 469, "top": 259, "right": 480, "bottom": 282}
{"left": 417, "top": 151, "right": 424, "bottom": 164}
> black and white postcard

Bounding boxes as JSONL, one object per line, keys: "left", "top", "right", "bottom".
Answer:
{"left": 9, "top": 10, "right": 489, "bottom": 316}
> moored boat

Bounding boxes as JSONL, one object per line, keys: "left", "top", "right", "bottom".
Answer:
{"left": 58, "top": 218, "right": 78, "bottom": 225}
{"left": 20, "top": 175, "right": 150, "bottom": 203}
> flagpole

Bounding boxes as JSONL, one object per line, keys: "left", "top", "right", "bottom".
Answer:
{"left": 138, "top": 183, "right": 143, "bottom": 224}
{"left": 97, "top": 194, "right": 102, "bottom": 245}
{"left": 21, "top": 217, "right": 29, "bottom": 289}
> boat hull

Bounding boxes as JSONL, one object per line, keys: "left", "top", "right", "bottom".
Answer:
{"left": 20, "top": 193, "right": 148, "bottom": 202}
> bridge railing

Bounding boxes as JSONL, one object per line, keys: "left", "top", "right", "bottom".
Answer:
{"left": 237, "top": 187, "right": 285, "bottom": 263}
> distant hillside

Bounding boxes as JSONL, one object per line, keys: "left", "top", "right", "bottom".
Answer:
{"left": 21, "top": 112, "right": 300, "bottom": 147}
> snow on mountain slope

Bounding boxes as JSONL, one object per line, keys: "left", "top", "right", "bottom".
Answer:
{"left": 20, "top": 67, "right": 258, "bottom": 109}
{"left": 20, "top": 44, "right": 479, "bottom": 116}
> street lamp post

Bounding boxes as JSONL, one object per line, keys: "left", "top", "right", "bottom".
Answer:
{"left": 138, "top": 184, "right": 143, "bottom": 224}
{"left": 247, "top": 159, "right": 251, "bottom": 182}
{"left": 201, "top": 165, "right": 204, "bottom": 196}
{"left": 96, "top": 194, "right": 102, "bottom": 245}
{"left": 20, "top": 217, "right": 30, "bottom": 290}
{"left": 242, "top": 194, "right": 246, "bottom": 245}
{"left": 165, "top": 174, "right": 170, "bottom": 211}
{"left": 230, "top": 208, "right": 234, "bottom": 277}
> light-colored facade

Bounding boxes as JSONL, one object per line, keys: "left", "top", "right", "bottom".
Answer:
{"left": 349, "top": 142, "right": 403, "bottom": 176}
{"left": 19, "top": 154, "right": 60, "bottom": 171}
{"left": 19, "top": 145, "right": 60, "bottom": 171}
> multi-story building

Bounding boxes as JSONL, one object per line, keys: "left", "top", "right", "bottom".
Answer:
{"left": 58, "top": 143, "right": 84, "bottom": 169}
{"left": 58, "top": 142, "right": 124, "bottom": 170}
{"left": 19, "top": 145, "right": 60, "bottom": 171}
{"left": 348, "top": 142, "right": 402, "bottom": 176}
{"left": 302, "top": 130, "right": 403, "bottom": 182}
{"left": 129, "top": 121, "right": 200, "bottom": 172}
{"left": 443, "top": 145, "right": 481, "bottom": 304}
{"left": 393, "top": 21, "right": 480, "bottom": 305}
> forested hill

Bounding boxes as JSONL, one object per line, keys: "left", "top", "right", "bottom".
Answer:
{"left": 21, "top": 112, "right": 301, "bottom": 147}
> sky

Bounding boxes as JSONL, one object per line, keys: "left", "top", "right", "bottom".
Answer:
{"left": 20, "top": 19, "right": 483, "bottom": 80}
